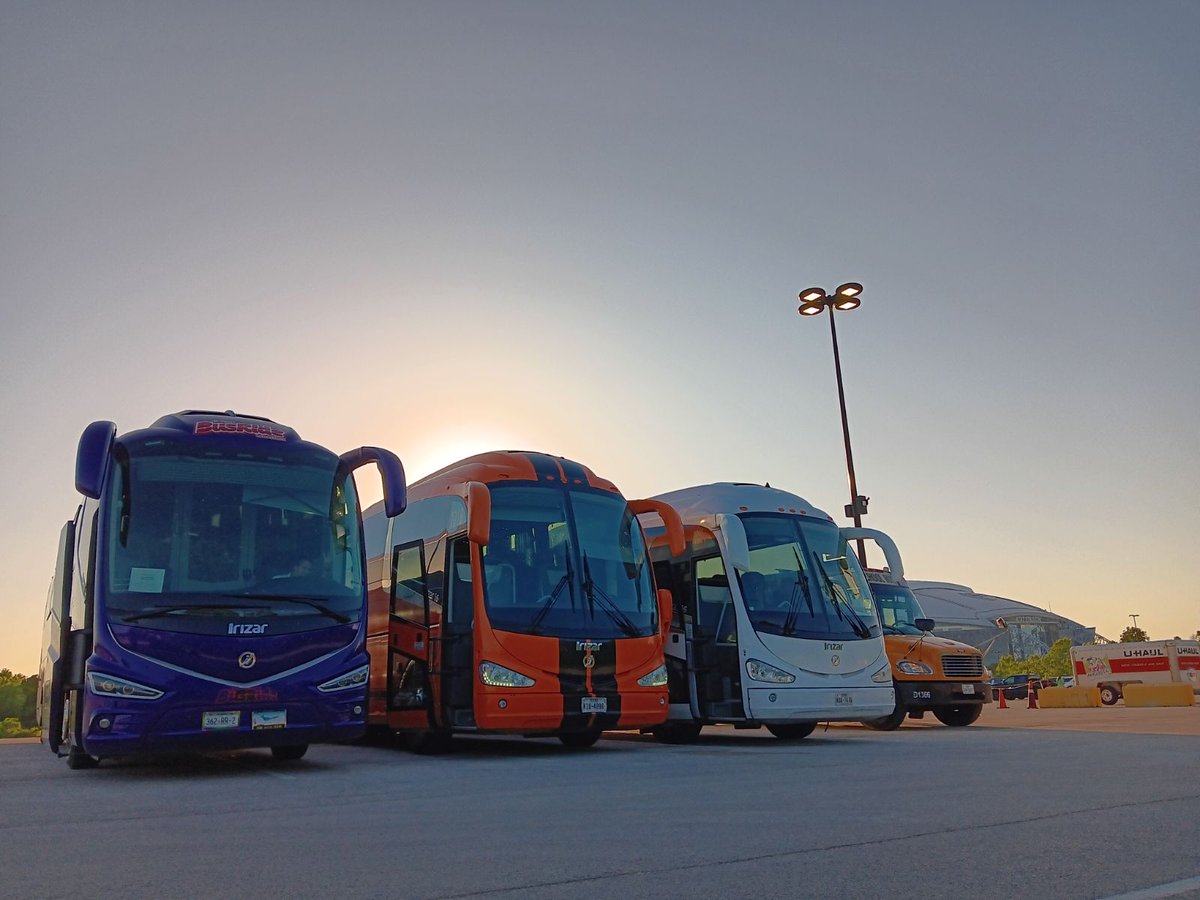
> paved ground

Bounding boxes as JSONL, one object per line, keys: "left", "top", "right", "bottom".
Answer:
{"left": 2, "top": 715, "right": 1198, "bottom": 900}
{"left": 916, "top": 700, "right": 1200, "bottom": 735}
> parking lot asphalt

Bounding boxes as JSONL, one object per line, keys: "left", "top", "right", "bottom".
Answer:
{"left": 3, "top": 716, "right": 1200, "bottom": 900}
{"left": 918, "top": 700, "right": 1200, "bottom": 735}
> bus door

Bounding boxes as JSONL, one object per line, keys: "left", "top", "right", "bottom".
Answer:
{"left": 388, "top": 541, "right": 434, "bottom": 725}
{"left": 435, "top": 537, "right": 475, "bottom": 728}
{"left": 690, "top": 554, "right": 745, "bottom": 720}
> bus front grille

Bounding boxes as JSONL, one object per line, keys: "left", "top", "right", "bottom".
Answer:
{"left": 941, "top": 655, "right": 984, "bottom": 678}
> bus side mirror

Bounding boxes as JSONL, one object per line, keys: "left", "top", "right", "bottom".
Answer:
{"left": 715, "top": 514, "right": 751, "bottom": 573}
{"left": 460, "top": 481, "right": 491, "bottom": 546}
{"left": 657, "top": 589, "right": 673, "bottom": 641}
{"left": 915, "top": 617, "right": 935, "bottom": 633}
{"left": 339, "top": 447, "right": 408, "bottom": 517}
{"left": 628, "top": 499, "right": 685, "bottom": 556}
{"left": 76, "top": 421, "right": 115, "bottom": 500}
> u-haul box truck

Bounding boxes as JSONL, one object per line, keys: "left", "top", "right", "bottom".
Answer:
{"left": 1071, "top": 640, "right": 1200, "bottom": 706}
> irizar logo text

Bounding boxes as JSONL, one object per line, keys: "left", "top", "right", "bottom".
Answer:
{"left": 228, "top": 623, "right": 269, "bottom": 635}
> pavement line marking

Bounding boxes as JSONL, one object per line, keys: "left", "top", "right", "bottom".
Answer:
{"left": 1099, "top": 875, "right": 1200, "bottom": 900}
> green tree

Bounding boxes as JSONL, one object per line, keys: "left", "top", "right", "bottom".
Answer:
{"left": 1119, "top": 626, "right": 1149, "bottom": 643}
{"left": 0, "top": 670, "right": 40, "bottom": 727}
{"left": 0, "top": 717, "right": 38, "bottom": 739}
{"left": 1039, "top": 638, "right": 1073, "bottom": 678}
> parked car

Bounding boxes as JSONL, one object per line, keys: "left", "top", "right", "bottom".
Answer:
{"left": 989, "top": 674, "right": 1043, "bottom": 700}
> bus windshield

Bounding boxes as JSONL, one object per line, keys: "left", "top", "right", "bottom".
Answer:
{"left": 736, "top": 514, "right": 881, "bottom": 641}
{"left": 104, "top": 440, "right": 363, "bottom": 626}
{"left": 481, "top": 484, "right": 656, "bottom": 640}
{"left": 868, "top": 581, "right": 928, "bottom": 635}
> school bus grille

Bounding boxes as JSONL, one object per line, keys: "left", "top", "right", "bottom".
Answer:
{"left": 941, "top": 655, "right": 984, "bottom": 678}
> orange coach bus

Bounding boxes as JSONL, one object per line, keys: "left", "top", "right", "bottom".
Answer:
{"left": 361, "top": 451, "right": 684, "bottom": 751}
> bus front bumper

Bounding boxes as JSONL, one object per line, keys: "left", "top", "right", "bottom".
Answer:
{"left": 79, "top": 692, "right": 366, "bottom": 757}
{"left": 896, "top": 680, "right": 989, "bottom": 711}
{"left": 746, "top": 684, "right": 896, "bottom": 722}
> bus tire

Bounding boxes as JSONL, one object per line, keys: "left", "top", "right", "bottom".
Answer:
{"left": 1100, "top": 685, "right": 1120, "bottom": 706}
{"left": 406, "top": 730, "right": 452, "bottom": 754}
{"left": 270, "top": 744, "right": 308, "bottom": 761}
{"left": 932, "top": 705, "right": 982, "bottom": 727}
{"left": 66, "top": 745, "right": 99, "bottom": 769}
{"left": 558, "top": 729, "right": 602, "bottom": 749}
{"left": 766, "top": 722, "right": 816, "bottom": 741}
{"left": 862, "top": 708, "right": 907, "bottom": 731}
{"left": 652, "top": 723, "right": 702, "bottom": 745}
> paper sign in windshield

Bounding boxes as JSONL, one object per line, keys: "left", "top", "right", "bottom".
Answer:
{"left": 129, "top": 568, "right": 165, "bottom": 593}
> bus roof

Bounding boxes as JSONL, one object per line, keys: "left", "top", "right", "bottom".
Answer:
{"left": 407, "top": 450, "right": 619, "bottom": 504}
{"left": 650, "top": 483, "right": 836, "bottom": 526}
{"left": 121, "top": 409, "right": 303, "bottom": 445}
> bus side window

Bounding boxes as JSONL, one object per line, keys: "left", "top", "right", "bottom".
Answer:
{"left": 447, "top": 539, "right": 474, "bottom": 627}
{"left": 391, "top": 541, "right": 426, "bottom": 622}
{"left": 425, "top": 536, "right": 447, "bottom": 622}
{"left": 695, "top": 556, "right": 735, "bottom": 644}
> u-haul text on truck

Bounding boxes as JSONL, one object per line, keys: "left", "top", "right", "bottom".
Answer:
{"left": 1071, "top": 640, "right": 1200, "bottom": 706}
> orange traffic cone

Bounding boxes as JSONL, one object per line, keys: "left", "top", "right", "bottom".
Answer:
{"left": 1027, "top": 685, "right": 1038, "bottom": 709}
{"left": 997, "top": 689, "right": 1008, "bottom": 709}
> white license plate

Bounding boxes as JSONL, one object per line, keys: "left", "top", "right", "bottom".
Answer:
{"left": 581, "top": 697, "right": 607, "bottom": 714}
{"left": 962, "top": 684, "right": 976, "bottom": 695}
{"left": 252, "top": 709, "right": 287, "bottom": 730}
{"left": 835, "top": 692, "right": 853, "bottom": 705}
{"left": 202, "top": 711, "right": 240, "bottom": 731}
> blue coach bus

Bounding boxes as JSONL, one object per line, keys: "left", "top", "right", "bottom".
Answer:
{"left": 38, "top": 410, "right": 406, "bottom": 769}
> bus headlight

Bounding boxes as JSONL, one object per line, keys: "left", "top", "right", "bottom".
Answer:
{"left": 897, "top": 661, "right": 934, "bottom": 676}
{"left": 479, "top": 661, "right": 535, "bottom": 688}
{"left": 317, "top": 664, "right": 369, "bottom": 693}
{"left": 872, "top": 664, "right": 893, "bottom": 683}
{"left": 746, "top": 659, "right": 795, "bottom": 684}
{"left": 87, "top": 672, "right": 164, "bottom": 700}
{"left": 637, "top": 664, "right": 668, "bottom": 687}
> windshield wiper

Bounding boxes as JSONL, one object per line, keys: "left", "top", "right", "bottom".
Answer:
{"left": 123, "top": 602, "right": 242, "bottom": 623}
{"left": 812, "top": 556, "right": 871, "bottom": 639}
{"left": 528, "top": 554, "right": 576, "bottom": 635}
{"left": 228, "top": 593, "right": 351, "bottom": 623}
{"left": 581, "top": 552, "right": 641, "bottom": 638}
{"left": 781, "top": 547, "right": 814, "bottom": 637}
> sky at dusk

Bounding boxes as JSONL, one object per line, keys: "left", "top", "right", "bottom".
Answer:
{"left": 2, "top": 2, "right": 1197, "bottom": 674}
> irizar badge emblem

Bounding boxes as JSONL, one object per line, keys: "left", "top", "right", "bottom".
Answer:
{"left": 831, "top": 654, "right": 841, "bottom": 668}
{"left": 238, "top": 652, "right": 257, "bottom": 669}
{"left": 576, "top": 640, "right": 601, "bottom": 671}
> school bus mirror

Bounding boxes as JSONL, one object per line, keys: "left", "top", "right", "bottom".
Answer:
{"left": 75, "top": 420, "right": 116, "bottom": 500}
{"left": 462, "top": 481, "right": 491, "bottom": 546}
{"left": 715, "top": 513, "right": 752, "bottom": 573}
{"left": 657, "top": 589, "right": 674, "bottom": 640}
{"left": 915, "top": 617, "right": 935, "bottom": 633}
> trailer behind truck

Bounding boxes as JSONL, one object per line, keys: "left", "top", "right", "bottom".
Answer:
{"left": 1071, "top": 640, "right": 1200, "bottom": 705}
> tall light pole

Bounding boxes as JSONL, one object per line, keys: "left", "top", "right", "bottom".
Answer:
{"left": 798, "top": 282, "right": 869, "bottom": 564}
{"left": 1129, "top": 614, "right": 1140, "bottom": 629}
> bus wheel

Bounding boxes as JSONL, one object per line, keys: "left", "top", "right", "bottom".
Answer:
{"left": 406, "top": 731, "right": 453, "bottom": 755}
{"left": 766, "top": 722, "right": 816, "bottom": 741}
{"left": 558, "top": 729, "right": 602, "bottom": 749}
{"left": 651, "top": 723, "right": 702, "bottom": 745}
{"left": 932, "top": 705, "right": 982, "bottom": 727}
{"left": 270, "top": 744, "right": 308, "bottom": 761}
{"left": 862, "top": 708, "right": 907, "bottom": 731}
{"left": 1100, "top": 685, "right": 1120, "bottom": 706}
{"left": 66, "top": 745, "right": 99, "bottom": 770}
